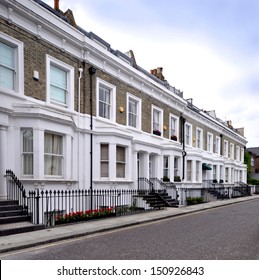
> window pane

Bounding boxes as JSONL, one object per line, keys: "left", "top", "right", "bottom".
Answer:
{"left": 128, "top": 99, "right": 137, "bottom": 127}
{"left": 22, "top": 129, "right": 33, "bottom": 175}
{"left": 0, "top": 42, "right": 14, "bottom": 68}
{"left": 116, "top": 146, "right": 125, "bottom": 162}
{"left": 116, "top": 146, "right": 125, "bottom": 178}
{"left": 44, "top": 133, "right": 63, "bottom": 176}
{"left": 23, "top": 130, "right": 33, "bottom": 153}
{"left": 101, "top": 144, "right": 109, "bottom": 177}
{"left": 153, "top": 109, "right": 160, "bottom": 130}
{"left": 116, "top": 163, "right": 125, "bottom": 178}
{"left": 44, "top": 155, "right": 62, "bottom": 176}
{"left": 171, "top": 117, "right": 176, "bottom": 135}
{"left": 23, "top": 154, "right": 33, "bottom": 175}
{"left": 101, "top": 162, "right": 109, "bottom": 177}
{"left": 0, "top": 67, "right": 14, "bottom": 90}
{"left": 0, "top": 42, "right": 15, "bottom": 90}
{"left": 99, "top": 86, "right": 110, "bottom": 119}
{"left": 101, "top": 144, "right": 109, "bottom": 160}
{"left": 50, "top": 65, "right": 67, "bottom": 104}
{"left": 44, "top": 133, "right": 62, "bottom": 155}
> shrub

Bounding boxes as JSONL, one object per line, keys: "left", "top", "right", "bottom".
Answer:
{"left": 186, "top": 196, "right": 204, "bottom": 205}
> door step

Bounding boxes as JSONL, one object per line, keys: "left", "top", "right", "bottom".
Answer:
{"left": 0, "top": 222, "right": 45, "bottom": 237}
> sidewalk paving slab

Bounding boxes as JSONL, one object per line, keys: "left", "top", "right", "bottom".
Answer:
{"left": 0, "top": 195, "right": 258, "bottom": 254}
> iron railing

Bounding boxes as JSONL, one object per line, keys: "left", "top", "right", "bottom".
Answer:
{"left": 5, "top": 170, "right": 29, "bottom": 217}
{"left": 5, "top": 170, "right": 252, "bottom": 225}
{"left": 27, "top": 188, "right": 155, "bottom": 225}
{"left": 138, "top": 178, "right": 154, "bottom": 192}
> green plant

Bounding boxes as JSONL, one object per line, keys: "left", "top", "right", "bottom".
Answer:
{"left": 163, "top": 176, "right": 170, "bottom": 182}
{"left": 174, "top": 176, "right": 181, "bottom": 182}
{"left": 186, "top": 196, "right": 204, "bottom": 205}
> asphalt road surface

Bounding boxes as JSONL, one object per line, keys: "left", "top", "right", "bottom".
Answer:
{"left": 1, "top": 199, "right": 259, "bottom": 260}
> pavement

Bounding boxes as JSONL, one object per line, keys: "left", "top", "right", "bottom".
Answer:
{"left": 0, "top": 195, "right": 258, "bottom": 254}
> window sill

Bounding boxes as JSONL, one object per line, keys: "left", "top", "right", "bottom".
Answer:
{"left": 94, "top": 179, "right": 133, "bottom": 184}
{"left": 20, "top": 178, "right": 78, "bottom": 184}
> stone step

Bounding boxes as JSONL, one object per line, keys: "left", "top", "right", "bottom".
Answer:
{"left": 0, "top": 205, "right": 23, "bottom": 212}
{"left": 0, "top": 200, "right": 19, "bottom": 206}
{"left": 0, "top": 215, "right": 31, "bottom": 224}
{"left": 0, "top": 222, "right": 45, "bottom": 237}
{"left": 0, "top": 210, "right": 25, "bottom": 218}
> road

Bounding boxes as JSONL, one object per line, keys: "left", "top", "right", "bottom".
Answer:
{"left": 1, "top": 199, "right": 259, "bottom": 260}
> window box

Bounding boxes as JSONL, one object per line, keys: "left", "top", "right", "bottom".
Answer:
{"left": 171, "top": 135, "right": 177, "bottom": 141}
{"left": 163, "top": 176, "right": 170, "bottom": 182}
{"left": 174, "top": 176, "right": 181, "bottom": 182}
{"left": 153, "top": 129, "right": 161, "bottom": 136}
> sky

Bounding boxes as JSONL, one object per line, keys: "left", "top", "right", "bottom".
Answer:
{"left": 44, "top": 0, "right": 259, "bottom": 147}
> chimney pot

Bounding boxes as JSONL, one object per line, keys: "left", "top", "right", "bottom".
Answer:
{"left": 54, "top": 0, "right": 60, "bottom": 10}
{"left": 157, "top": 67, "right": 163, "bottom": 74}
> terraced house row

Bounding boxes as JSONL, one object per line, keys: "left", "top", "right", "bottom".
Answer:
{"left": 0, "top": 0, "right": 247, "bottom": 200}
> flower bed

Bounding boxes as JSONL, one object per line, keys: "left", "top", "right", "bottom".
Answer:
{"left": 55, "top": 207, "right": 115, "bottom": 225}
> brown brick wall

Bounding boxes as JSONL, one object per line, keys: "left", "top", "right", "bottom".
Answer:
{"left": 0, "top": 18, "right": 244, "bottom": 153}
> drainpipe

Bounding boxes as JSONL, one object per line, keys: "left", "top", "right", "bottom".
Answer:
{"left": 220, "top": 134, "right": 223, "bottom": 156}
{"left": 77, "top": 67, "right": 83, "bottom": 189}
{"left": 78, "top": 67, "right": 83, "bottom": 114}
{"left": 180, "top": 115, "right": 186, "bottom": 181}
{"left": 88, "top": 66, "right": 96, "bottom": 210}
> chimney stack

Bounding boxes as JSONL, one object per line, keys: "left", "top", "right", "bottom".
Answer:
{"left": 150, "top": 67, "right": 164, "bottom": 81}
{"left": 54, "top": 0, "right": 60, "bottom": 10}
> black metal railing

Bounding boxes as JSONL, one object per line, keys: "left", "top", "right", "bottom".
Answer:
{"left": 138, "top": 178, "right": 154, "bottom": 192}
{"left": 5, "top": 171, "right": 157, "bottom": 226}
{"left": 27, "top": 188, "right": 156, "bottom": 226}
{"left": 150, "top": 178, "right": 167, "bottom": 192}
{"left": 5, "top": 170, "right": 29, "bottom": 216}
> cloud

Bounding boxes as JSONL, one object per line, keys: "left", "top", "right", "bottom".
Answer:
{"left": 42, "top": 0, "right": 258, "bottom": 146}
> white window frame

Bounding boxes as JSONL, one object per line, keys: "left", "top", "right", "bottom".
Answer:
{"left": 213, "top": 165, "right": 217, "bottom": 181}
{"left": 241, "top": 148, "right": 244, "bottom": 163}
{"left": 225, "top": 167, "right": 229, "bottom": 183}
{"left": 169, "top": 114, "right": 179, "bottom": 140}
{"left": 215, "top": 136, "right": 221, "bottom": 155}
{"left": 127, "top": 93, "right": 141, "bottom": 130}
{"left": 230, "top": 143, "right": 234, "bottom": 159}
{"left": 196, "top": 161, "right": 201, "bottom": 182}
{"left": 224, "top": 140, "right": 228, "bottom": 157}
{"left": 96, "top": 77, "right": 116, "bottom": 122}
{"left": 46, "top": 55, "right": 74, "bottom": 110}
{"left": 21, "top": 128, "right": 33, "bottom": 176}
{"left": 44, "top": 132, "right": 64, "bottom": 177}
{"left": 236, "top": 146, "right": 240, "bottom": 161}
{"left": 187, "top": 160, "right": 192, "bottom": 181}
{"left": 185, "top": 123, "right": 192, "bottom": 146}
{"left": 174, "top": 157, "right": 179, "bottom": 178}
{"left": 219, "top": 166, "right": 223, "bottom": 182}
{"left": 100, "top": 143, "right": 109, "bottom": 178}
{"left": 116, "top": 145, "right": 126, "bottom": 178}
{"left": 196, "top": 127, "right": 203, "bottom": 149}
{"left": 152, "top": 105, "right": 163, "bottom": 136}
{"left": 0, "top": 32, "right": 24, "bottom": 95}
{"left": 163, "top": 156, "right": 170, "bottom": 179}
{"left": 207, "top": 133, "right": 213, "bottom": 153}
